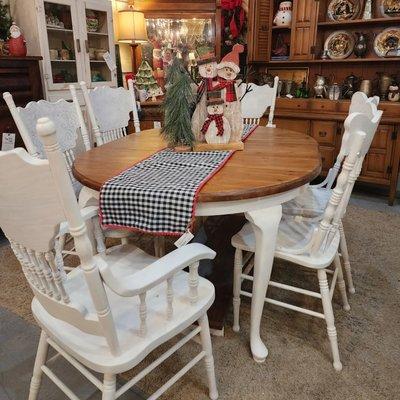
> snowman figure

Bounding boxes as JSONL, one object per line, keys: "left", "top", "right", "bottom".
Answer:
{"left": 216, "top": 44, "right": 244, "bottom": 143}
{"left": 201, "top": 97, "right": 231, "bottom": 145}
{"left": 273, "top": 1, "right": 292, "bottom": 27}
{"left": 191, "top": 54, "right": 219, "bottom": 141}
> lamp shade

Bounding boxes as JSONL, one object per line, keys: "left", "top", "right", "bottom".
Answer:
{"left": 117, "top": 8, "right": 148, "bottom": 43}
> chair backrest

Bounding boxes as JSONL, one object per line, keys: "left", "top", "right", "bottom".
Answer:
{"left": 325, "top": 92, "right": 382, "bottom": 189}
{"left": 310, "top": 113, "right": 368, "bottom": 255}
{"left": 241, "top": 76, "right": 279, "bottom": 127}
{"left": 0, "top": 118, "right": 120, "bottom": 355}
{"left": 2, "top": 93, "right": 90, "bottom": 194}
{"left": 78, "top": 79, "right": 140, "bottom": 147}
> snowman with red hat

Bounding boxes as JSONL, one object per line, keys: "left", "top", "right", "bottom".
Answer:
{"left": 216, "top": 44, "right": 244, "bottom": 142}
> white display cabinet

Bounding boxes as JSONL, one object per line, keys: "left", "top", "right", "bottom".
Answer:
{"left": 19, "top": 0, "right": 117, "bottom": 101}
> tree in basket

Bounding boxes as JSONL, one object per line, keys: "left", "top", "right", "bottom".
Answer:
{"left": 161, "top": 57, "right": 195, "bottom": 151}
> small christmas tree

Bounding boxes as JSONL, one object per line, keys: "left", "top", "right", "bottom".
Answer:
{"left": 161, "top": 57, "right": 195, "bottom": 149}
{"left": 135, "top": 60, "right": 159, "bottom": 92}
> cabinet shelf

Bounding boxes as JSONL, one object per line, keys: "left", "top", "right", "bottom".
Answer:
{"left": 266, "top": 57, "right": 400, "bottom": 64}
{"left": 272, "top": 25, "right": 291, "bottom": 30}
{"left": 46, "top": 26, "right": 73, "bottom": 33}
{"left": 51, "top": 59, "right": 76, "bottom": 63}
{"left": 317, "top": 16, "right": 400, "bottom": 28}
{"left": 88, "top": 31, "right": 109, "bottom": 36}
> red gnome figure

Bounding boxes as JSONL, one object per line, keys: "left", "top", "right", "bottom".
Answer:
{"left": 8, "top": 22, "right": 27, "bottom": 57}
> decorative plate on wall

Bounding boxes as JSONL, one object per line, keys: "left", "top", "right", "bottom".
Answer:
{"left": 324, "top": 30, "right": 355, "bottom": 59}
{"left": 374, "top": 27, "right": 400, "bottom": 57}
{"left": 377, "top": 0, "right": 400, "bottom": 18}
{"left": 327, "top": 0, "right": 361, "bottom": 21}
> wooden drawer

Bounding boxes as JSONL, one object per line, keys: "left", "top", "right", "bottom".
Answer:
{"left": 276, "top": 98, "right": 309, "bottom": 111}
{"left": 275, "top": 118, "right": 310, "bottom": 134}
{"left": 311, "top": 120, "right": 337, "bottom": 146}
{"left": 319, "top": 146, "right": 336, "bottom": 172}
{"left": 310, "top": 99, "right": 338, "bottom": 112}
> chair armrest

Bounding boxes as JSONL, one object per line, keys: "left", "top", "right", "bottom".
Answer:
{"left": 58, "top": 206, "right": 99, "bottom": 236}
{"left": 100, "top": 243, "right": 216, "bottom": 297}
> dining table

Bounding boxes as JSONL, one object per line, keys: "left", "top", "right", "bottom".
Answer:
{"left": 73, "top": 126, "right": 321, "bottom": 363}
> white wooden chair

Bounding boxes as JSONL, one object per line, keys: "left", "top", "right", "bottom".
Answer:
{"left": 282, "top": 92, "right": 383, "bottom": 293}
{"left": 76, "top": 79, "right": 140, "bottom": 147}
{"left": 2, "top": 92, "right": 90, "bottom": 195}
{"left": 0, "top": 117, "right": 218, "bottom": 400}
{"left": 231, "top": 112, "right": 372, "bottom": 371}
{"left": 241, "top": 76, "right": 279, "bottom": 127}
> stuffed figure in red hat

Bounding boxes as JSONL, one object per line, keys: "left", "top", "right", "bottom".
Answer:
{"left": 216, "top": 44, "right": 244, "bottom": 142}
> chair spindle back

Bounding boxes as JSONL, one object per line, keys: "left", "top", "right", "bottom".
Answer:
{"left": 0, "top": 118, "right": 120, "bottom": 355}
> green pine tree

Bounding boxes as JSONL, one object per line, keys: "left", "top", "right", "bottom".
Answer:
{"left": 161, "top": 58, "right": 195, "bottom": 148}
{"left": 0, "top": 1, "right": 12, "bottom": 41}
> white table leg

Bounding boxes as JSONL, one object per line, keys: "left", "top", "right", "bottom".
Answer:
{"left": 245, "top": 205, "right": 282, "bottom": 363}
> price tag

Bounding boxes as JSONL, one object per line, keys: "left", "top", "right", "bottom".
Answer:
{"left": 1, "top": 133, "right": 15, "bottom": 151}
{"left": 174, "top": 230, "right": 194, "bottom": 248}
{"left": 154, "top": 121, "right": 161, "bottom": 129}
{"left": 102, "top": 51, "right": 117, "bottom": 71}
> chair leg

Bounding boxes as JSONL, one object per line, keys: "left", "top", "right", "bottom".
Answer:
{"left": 199, "top": 314, "right": 219, "bottom": 400}
{"left": 233, "top": 248, "right": 243, "bottom": 332}
{"left": 102, "top": 373, "right": 116, "bottom": 400}
{"left": 334, "top": 253, "right": 350, "bottom": 311}
{"left": 318, "top": 269, "right": 342, "bottom": 372}
{"left": 339, "top": 222, "right": 355, "bottom": 294}
{"left": 28, "top": 331, "right": 49, "bottom": 400}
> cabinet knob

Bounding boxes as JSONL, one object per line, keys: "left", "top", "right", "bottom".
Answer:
{"left": 319, "top": 131, "right": 327, "bottom": 137}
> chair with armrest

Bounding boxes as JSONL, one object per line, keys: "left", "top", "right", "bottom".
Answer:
{"left": 0, "top": 117, "right": 218, "bottom": 400}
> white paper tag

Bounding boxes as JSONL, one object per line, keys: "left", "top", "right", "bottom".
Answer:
{"left": 102, "top": 51, "right": 117, "bottom": 71}
{"left": 154, "top": 121, "right": 161, "bottom": 129}
{"left": 1, "top": 133, "right": 15, "bottom": 151}
{"left": 174, "top": 230, "right": 194, "bottom": 248}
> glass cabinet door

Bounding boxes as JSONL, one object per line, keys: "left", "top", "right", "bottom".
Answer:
{"left": 41, "top": 0, "right": 83, "bottom": 89}
{"left": 81, "top": 0, "right": 116, "bottom": 87}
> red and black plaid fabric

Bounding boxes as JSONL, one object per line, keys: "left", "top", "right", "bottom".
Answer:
{"left": 197, "top": 78, "right": 218, "bottom": 103}
{"left": 215, "top": 77, "right": 237, "bottom": 102}
{"left": 201, "top": 114, "right": 224, "bottom": 136}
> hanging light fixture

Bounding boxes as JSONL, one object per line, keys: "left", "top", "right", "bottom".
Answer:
{"left": 117, "top": 0, "right": 148, "bottom": 72}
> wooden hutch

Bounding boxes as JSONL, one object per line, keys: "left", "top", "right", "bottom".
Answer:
{"left": 247, "top": 0, "right": 400, "bottom": 205}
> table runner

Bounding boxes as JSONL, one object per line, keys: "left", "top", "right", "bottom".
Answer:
{"left": 99, "top": 124, "right": 257, "bottom": 235}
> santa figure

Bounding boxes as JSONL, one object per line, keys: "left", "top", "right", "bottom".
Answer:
{"left": 216, "top": 44, "right": 244, "bottom": 142}
{"left": 201, "top": 96, "right": 231, "bottom": 145}
{"left": 8, "top": 22, "right": 27, "bottom": 57}
{"left": 191, "top": 54, "right": 219, "bottom": 141}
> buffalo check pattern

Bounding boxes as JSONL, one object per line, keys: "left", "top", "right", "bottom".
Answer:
{"left": 100, "top": 124, "right": 257, "bottom": 235}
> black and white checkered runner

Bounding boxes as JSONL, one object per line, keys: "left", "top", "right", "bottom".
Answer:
{"left": 100, "top": 124, "right": 257, "bottom": 235}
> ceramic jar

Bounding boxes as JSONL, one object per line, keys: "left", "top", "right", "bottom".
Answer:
{"left": 273, "top": 1, "right": 292, "bottom": 27}
{"left": 388, "top": 85, "right": 400, "bottom": 102}
{"left": 359, "top": 80, "right": 372, "bottom": 97}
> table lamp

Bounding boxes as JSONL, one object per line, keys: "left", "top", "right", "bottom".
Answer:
{"left": 117, "top": 0, "right": 148, "bottom": 73}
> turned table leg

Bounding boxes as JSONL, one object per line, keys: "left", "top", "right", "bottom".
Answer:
{"left": 245, "top": 205, "right": 282, "bottom": 363}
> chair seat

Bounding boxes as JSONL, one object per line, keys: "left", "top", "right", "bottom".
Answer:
{"left": 232, "top": 216, "right": 340, "bottom": 269}
{"left": 282, "top": 185, "right": 331, "bottom": 219}
{"left": 32, "top": 244, "right": 215, "bottom": 374}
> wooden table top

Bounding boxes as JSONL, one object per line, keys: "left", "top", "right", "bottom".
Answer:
{"left": 73, "top": 127, "right": 321, "bottom": 203}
